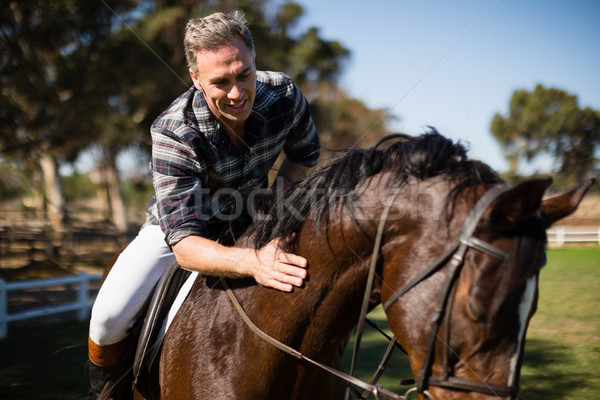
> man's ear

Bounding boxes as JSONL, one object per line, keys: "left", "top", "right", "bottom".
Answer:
{"left": 189, "top": 68, "right": 202, "bottom": 91}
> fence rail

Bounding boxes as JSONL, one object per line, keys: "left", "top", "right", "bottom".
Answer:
{"left": 547, "top": 226, "right": 600, "bottom": 246}
{"left": 0, "top": 271, "right": 102, "bottom": 339}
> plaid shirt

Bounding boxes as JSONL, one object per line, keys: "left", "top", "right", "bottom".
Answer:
{"left": 147, "top": 71, "right": 320, "bottom": 246}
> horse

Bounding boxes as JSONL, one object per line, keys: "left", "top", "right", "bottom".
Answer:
{"left": 148, "top": 132, "right": 592, "bottom": 399}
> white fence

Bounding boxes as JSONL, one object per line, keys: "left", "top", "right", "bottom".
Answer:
{"left": 547, "top": 226, "right": 600, "bottom": 246}
{"left": 0, "top": 271, "right": 102, "bottom": 339}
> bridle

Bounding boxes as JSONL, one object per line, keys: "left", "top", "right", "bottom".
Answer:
{"left": 224, "top": 183, "right": 524, "bottom": 399}
{"left": 380, "top": 184, "right": 520, "bottom": 399}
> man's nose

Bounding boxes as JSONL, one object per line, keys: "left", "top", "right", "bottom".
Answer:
{"left": 228, "top": 82, "right": 244, "bottom": 100}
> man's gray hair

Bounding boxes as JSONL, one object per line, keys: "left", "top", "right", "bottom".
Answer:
{"left": 184, "top": 10, "right": 256, "bottom": 74}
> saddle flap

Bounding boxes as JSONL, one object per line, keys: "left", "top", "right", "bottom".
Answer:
{"left": 132, "top": 263, "right": 194, "bottom": 387}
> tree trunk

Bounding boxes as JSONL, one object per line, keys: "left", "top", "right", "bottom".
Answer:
{"left": 39, "top": 152, "right": 68, "bottom": 232}
{"left": 104, "top": 149, "right": 128, "bottom": 233}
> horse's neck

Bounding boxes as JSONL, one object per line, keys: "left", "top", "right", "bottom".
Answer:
{"left": 230, "top": 177, "right": 455, "bottom": 359}
{"left": 233, "top": 265, "right": 370, "bottom": 359}
{"left": 288, "top": 222, "right": 385, "bottom": 350}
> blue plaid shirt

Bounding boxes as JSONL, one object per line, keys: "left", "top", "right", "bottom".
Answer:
{"left": 147, "top": 71, "right": 320, "bottom": 246}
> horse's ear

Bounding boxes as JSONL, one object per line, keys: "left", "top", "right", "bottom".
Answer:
{"left": 540, "top": 179, "right": 595, "bottom": 228}
{"left": 484, "top": 177, "right": 553, "bottom": 231}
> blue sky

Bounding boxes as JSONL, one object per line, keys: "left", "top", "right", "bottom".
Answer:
{"left": 281, "top": 0, "right": 600, "bottom": 173}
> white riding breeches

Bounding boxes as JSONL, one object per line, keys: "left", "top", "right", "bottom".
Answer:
{"left": 89, "top": 224, "right": 175, "bottom": 345}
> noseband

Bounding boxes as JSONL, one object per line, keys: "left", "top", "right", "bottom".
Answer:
{"left": 381, "top": 184, "right": 521, "bottom": 399}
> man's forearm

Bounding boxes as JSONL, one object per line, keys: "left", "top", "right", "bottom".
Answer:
{"left": 172, "top": 234, "right": 308, "bottom": 292}
{"left": 277, "top": 157, "right": 311, "bottom": 185}
{"left": 172, "top": 235, "right": 250, "bottom": 278}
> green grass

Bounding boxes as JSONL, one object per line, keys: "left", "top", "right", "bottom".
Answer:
{"left": 342, "top": 307, "right": 412, "bottom": 396}
{"left": 0, "top": 248, "right": 598, "bottom": 399}
{"left": 519, "top": 247, "right": 600, "bottom": 400}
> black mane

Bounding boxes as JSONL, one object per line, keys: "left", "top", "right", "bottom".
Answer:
{"left": 252, "top": 130, "right": 503, "bottom": 249}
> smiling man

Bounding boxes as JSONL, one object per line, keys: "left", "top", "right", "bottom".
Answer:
{"left": 87, "top": 11, "right": 320, "bottom": 398}
{"left": 189, "top": 37, "right": 256, "bottom": 143}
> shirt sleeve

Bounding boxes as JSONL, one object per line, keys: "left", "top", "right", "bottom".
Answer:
{"left": 151, "top": 127, "right": 208, "bottom": 246}
{"left": 282, "top": 82, "right": 320, "bottom": 167}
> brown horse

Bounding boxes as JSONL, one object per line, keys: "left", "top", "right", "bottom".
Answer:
{"left": 152, "top": 132, "right": 592, "bottom": 399}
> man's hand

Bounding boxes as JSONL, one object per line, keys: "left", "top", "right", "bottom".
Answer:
{"left": 249, "top": 237, "right": 307, "bottom": 292}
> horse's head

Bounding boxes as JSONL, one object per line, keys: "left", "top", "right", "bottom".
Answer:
{"left": 247, "top": 131, "right": 593, "bottom": 399}
{"left": 381, "top": 177, "right": 593, "bottom": 400}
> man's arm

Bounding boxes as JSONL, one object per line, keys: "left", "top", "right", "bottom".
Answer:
{"left": 172, "top": 234, "right": 307, "bottom": 292}
{"left": 277, "top": 157, "right": 311, "bottom": 186}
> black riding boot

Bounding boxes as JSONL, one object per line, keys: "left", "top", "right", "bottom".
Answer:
{"left": 88, "top": 335, "right": 133, "bottom": 399}
{"left": 88, "top": 361, "right": 115, "bottom": 399}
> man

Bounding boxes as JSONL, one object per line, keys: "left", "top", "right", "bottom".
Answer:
{"left": 88, "top": 11, "right": 320, "bottom": 397}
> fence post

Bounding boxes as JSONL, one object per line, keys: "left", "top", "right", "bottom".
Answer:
{"left": 0, "top": 279, "right": 7, "bottom": 339}
{"left": 556, "top": 226, "right": 565, "bottom": 246}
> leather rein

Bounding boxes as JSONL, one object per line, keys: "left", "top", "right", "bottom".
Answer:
{"left": 223, "top": 184, "right": 519, "bottom": 399}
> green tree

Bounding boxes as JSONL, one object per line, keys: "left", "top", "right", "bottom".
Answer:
{"left": 1, "top": 0, "right": 139, "bottom": 230}
{"left": 491, "top": 84, "right": 600, "bottom": 186}
{"left": 1, "top": 0, "right": 392, "bottom": 232}
{"left": 310, "top": 94, "right": 394, "bottom": 154}
{"left": 80, "top": 0, "right": 359, "bottom": 229}
{"left": 87, "top": 0, "right": 381, "bottom": 181}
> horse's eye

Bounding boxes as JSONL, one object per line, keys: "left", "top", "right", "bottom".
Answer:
{"left": 466, "top": 298, "right": 485, "bottom": 322}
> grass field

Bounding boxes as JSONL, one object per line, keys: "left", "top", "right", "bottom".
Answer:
{"left": 0, "top": 248, "right": 598, "bottom": 399}
{"left": 520, "top": 247, "right": 600, "bottom": 400}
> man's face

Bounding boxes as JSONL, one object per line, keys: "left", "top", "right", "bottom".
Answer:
{"left": 190, "top": 38, "right": 256, "bottom": 130}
